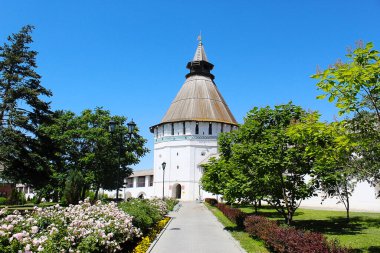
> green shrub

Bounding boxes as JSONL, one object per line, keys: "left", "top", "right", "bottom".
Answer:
{"left": 0, "top": 197, "right": 7, "bottom": 205}
{"left": 63, "top": 170, "right": 84, "bottom": 204}
{"left": 164, "top": 197, "right": 179, "bottom": 211}
{"left": 119, "top": 198, "right": 163, "bottom": 232}
{"left": 85, "top": 190, "right": 96, "bottom": 203}
{"left": 8, "top": 189, "right": 26, "bottom": 205}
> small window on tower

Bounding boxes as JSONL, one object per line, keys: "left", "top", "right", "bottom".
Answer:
{"left": 221, "top": 123, "right": 224, "bottom": 133}
{"left": 209, "top": 122, "right": 212, "bottom": 135}
{"left": 171, "top": 123, "right": 174, "bottom": 135}
{"left": 195, "top": 122, "right": 199, "bottom": 134}
{"left": 162, "top": 124, "right": 165, "bottom": 136}
{"left": 183, "top": 122, "right": 186, "bottom": 134}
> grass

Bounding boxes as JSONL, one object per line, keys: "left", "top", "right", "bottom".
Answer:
{"left": 238, "top": 204, "right": 380, "bottom": 253}
{"left": 205, "top": 203, "right": 269, "bottom": 253}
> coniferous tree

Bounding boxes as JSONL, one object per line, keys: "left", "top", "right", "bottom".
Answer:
{"left": 0, "top": 25, "right": 54, "bottom": 188}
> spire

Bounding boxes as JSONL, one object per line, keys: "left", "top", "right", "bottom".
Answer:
{"left": 193, "top": 33, "right": 208, "bottom": 62}
{"left": 186, "top": 35, "right": 214, "bottom": 80}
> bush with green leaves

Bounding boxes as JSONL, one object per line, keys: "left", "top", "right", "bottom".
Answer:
{"left": 118, "top": 198, "right": 167, "bottom": 232}
{"left": 164, "top": 198, "right": 179, "bottom": 211}
{"left": 0, "top": 199, "right": 140, "bottom": 252}
{"left": 0, "top": 197, "right": 7, "bottom": 205}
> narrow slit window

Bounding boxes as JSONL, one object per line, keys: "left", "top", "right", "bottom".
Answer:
{"left": 209, "top": 122, "right": 212, "bottom": 135}
{"left": 195, "top": 122, "right": 199, "bottom": 134}
{"left": 183, "top": 122, "right": 186, "bottom": 134}
{"left": 162, "top": 124, "right": 165, "bottom": 136}
{"left": 171, "top": 123, "right": 174, "bottom": 135}
{"left": 221, "top": 123, "right": 224, "bottom": 133}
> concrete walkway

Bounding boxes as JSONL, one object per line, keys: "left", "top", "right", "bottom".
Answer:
{"left": 150, "top": 201, "right": 245, "bottom": 253}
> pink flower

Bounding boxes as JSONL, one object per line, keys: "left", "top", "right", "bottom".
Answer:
{"left": 12, "top": 232, "right": 24, "bottom": 241}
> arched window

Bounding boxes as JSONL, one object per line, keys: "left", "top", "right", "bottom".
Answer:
{"left": 209, "top": 122, "right": 212, "bottom": 135}
{"left": 195, "top": 122, "right": 199, "bottom": 134}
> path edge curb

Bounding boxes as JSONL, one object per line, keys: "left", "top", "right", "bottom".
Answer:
{"left": 203, "top": 202, "right": 247, "bottom": 253}
{"left": 147, "top": 203, "right": 181, "bottom": 253}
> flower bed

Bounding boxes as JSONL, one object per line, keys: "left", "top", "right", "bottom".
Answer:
{"left": 132, "top": 217, "right": 170, "bottom": 253}
{"left": 0, "top": 199, "right": 140, "bottom": 252}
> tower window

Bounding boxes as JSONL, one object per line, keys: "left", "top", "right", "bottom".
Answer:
{"left": 195, "top": 122, "right": 199, "bottom": 134}
{"left": 221, "top": 123, "right": 224, "bottom": 133}
{"left": 183, "top": 122, "right": 186, "bottom": 134}
{"left": 155, "top": 127, "right": 158, "bottom": 138}
{"left": 171, "top": 123, "right": 174, "bottom": 135}
{"left": 162, "top": 124, "right": 165, "bottom": 136}
{"left": 209, "top": 122, "right": 212, "bottom": 135}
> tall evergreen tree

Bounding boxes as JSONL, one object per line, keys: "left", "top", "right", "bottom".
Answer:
{"left": 0, "top": 25, "right": 54, "bottom": 188}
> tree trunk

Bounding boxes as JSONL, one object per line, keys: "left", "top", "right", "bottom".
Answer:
{"left": 94, "top": 185, "right": 100, "bottom": 200}
{"left": 254, "top": 200, "right": 258, "bottom": 214}
{"left": 346, "top": 196, "right": 350, "bottom": 223}
{"left": 286, "top": 211, "right": 293, "bottom": 225}
{"left": 81, "top": 186, "right": 87, "bottom": 201}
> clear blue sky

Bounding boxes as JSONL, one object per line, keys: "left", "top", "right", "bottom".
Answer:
{"left": 2, "top": 1, "right": 380, "bottom": 170}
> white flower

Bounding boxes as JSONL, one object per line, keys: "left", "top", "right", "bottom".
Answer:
{"left": 31, "top": 226, "right": 39, "bottom": 234}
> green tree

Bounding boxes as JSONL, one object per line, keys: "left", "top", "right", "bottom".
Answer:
{"left": 63, "top": 169, "right": 84, "bottom": 204}
{"left": 42, "top": 108, "right": 148, "bottom": 200}
{"left": 312, "top": 42, "right": 380, "bottom": 188}
{"left": 288, "top": 115, "right": 357, "bottom": 221}
{"left": 0, "top": 25, "right": 55, "bottom": 189}
{"left": 202, "top": 103, "right": 320, "bottom": 224}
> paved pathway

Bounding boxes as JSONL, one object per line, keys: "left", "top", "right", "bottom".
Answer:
{"left": 150, "top": 201, "right": 245, "bottom": 253}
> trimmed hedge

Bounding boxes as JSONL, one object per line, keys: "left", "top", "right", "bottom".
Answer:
{"left": 216, "top": 203, "right": 247, "bottom": 228}
{"left": 205, "top": 198, "right": 218, "bottom": 206}
{"left": 209, "top": 202, "right": 350, "bottom": 253}
{"left": 244, "top": 215, "right": 350, "bottom": 253}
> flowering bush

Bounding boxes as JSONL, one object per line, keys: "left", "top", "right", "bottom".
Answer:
{"left": 0, "top": 199, "right": 140, "bottom": 252}
{"left": 244, "top": 215, "right": 350, "bottom": 253}
{"left": 163, "top": 198, "right": 179, "bottom": 211}
{"left": 150, "top": 198, "right": 168, "bottom": 216}
{"left": 132, "top": 217, "right": 170, "bottom": 253}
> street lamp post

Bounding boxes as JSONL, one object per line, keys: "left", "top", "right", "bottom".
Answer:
{"left": 161, "top": 161, "right": 166, "bottom": 200}
{"left": 109, "top": 119, "right": 136, "bottom": 201}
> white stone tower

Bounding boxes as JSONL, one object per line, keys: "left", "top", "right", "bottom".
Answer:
{"left": 150, "top": 37, "right": 238, "bottom": 201}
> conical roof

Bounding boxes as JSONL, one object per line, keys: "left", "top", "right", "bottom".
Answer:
{"left": 193, "top": 40, "right": 208, "bottom": 62}
{"left": 159, "top": 39, "right": 237, "bottom": 125}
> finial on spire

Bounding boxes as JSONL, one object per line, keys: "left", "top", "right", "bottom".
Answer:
{"left": 197, "top": 32, "right": 202, "bottom": 44}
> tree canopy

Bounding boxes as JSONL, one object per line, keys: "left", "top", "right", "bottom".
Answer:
{"left": 312, "top": 42, "right": 380, "bottom": 188}
{"left": 0, "top": 25, "right": 55, "bottom": 188}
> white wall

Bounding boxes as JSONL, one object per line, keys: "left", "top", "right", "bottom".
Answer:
{"left": 301, "top": 181, "right": 380, "bottom": 212}
{"left": 152, "top": 121, "right": 236, "bottom": 201}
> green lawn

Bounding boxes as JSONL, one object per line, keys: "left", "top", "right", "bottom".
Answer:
{"left": 205, "top": 203, "right": 269, "bottom": 253}
{"left": 238, "top": 205, "right": 380, "bottom": 253}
